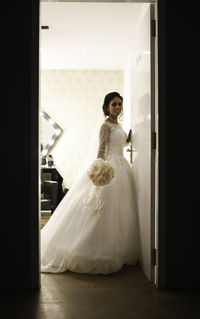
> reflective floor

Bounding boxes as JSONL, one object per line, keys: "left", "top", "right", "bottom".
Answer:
{"left": 0, "top": 265, "right": 199, "bottom": 319}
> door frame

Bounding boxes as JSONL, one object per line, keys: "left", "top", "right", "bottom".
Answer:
{"left": 33, "top": 0, "right": 164, "bottom": 289}
{"left": 150, "top": 2, "right": 157, "bottom": 284}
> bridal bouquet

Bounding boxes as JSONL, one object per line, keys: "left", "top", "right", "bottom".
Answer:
{"left": 87, "top": 158, "right": 115, "bottom": 186}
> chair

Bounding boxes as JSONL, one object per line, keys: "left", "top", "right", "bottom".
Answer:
{"left": 41, "top": 180, "right": 58, "bottom": 214}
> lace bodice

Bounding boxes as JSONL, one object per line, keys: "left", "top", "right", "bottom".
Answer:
{"left": 97, "top": 121, "right": 128, "bottom": 160}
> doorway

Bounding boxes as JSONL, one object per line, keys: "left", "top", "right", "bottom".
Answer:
{"left": 39, "top": 0, "right": 158, "bottom": 285}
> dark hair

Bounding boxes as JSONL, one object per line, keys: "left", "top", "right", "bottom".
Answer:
{"left": 102, "top": 92, "right": 123, "bottom": 116}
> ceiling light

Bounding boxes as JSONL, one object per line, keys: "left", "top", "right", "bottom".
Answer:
{"left": 41, "top": 26, "right": 49, "bottom": 30}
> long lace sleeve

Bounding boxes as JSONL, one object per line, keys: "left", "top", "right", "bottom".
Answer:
{"left": 97, "top": 123, "right": 110, "bottom": 159}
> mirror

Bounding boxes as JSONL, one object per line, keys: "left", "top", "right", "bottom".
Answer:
{"left": 40, "top": 111, "right": 63, "bottom": 156}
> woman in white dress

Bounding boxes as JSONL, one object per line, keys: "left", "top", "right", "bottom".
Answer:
{"left": 41, "top": 92, "right": 140, "bottom": 275}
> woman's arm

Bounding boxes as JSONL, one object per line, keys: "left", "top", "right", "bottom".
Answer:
{"left": 97, "top": 123, "right": 109, "bottom": 159}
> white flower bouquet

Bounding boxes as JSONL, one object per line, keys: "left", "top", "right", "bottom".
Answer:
{"left": 87, "top": 158, "right": 115, "bottom": 186}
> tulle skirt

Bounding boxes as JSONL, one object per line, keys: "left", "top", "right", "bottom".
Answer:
{"left": 41, "top": 155, "right": 140, "bottom": 275}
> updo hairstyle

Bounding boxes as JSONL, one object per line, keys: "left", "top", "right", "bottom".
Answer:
{"left": 102, "top": 92, "right": 123, "bottom": 116}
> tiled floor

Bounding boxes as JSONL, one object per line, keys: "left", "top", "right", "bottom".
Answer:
{"left": 0, "top": 265, "right": 199, "bottom": 319}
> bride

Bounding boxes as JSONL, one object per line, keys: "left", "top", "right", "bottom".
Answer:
{"left": 41, "top": 92, "right": 140, "bottom": 275}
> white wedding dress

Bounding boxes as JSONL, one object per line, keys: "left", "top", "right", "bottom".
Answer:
{"left": 41, "top": 120, "right": 140, "bottom": 275}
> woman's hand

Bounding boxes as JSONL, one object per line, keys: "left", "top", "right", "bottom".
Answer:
{"left": 126, "top": 129, "right": 132, "bottom": 143}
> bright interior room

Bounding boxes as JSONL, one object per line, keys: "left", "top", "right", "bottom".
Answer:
{"left": 2, "top": 1, "right": 200, "bottom": 317}
{"left": 39, "top": 1, "right": 155, "bottom": 283}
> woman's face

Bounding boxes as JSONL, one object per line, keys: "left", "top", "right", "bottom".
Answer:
{"left": 108, "top": 97, "right": 123, "bottom": 117}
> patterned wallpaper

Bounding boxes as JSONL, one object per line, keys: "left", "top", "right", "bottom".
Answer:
{"left": 40, "top": 70, "right": 124, "bottom": 188}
